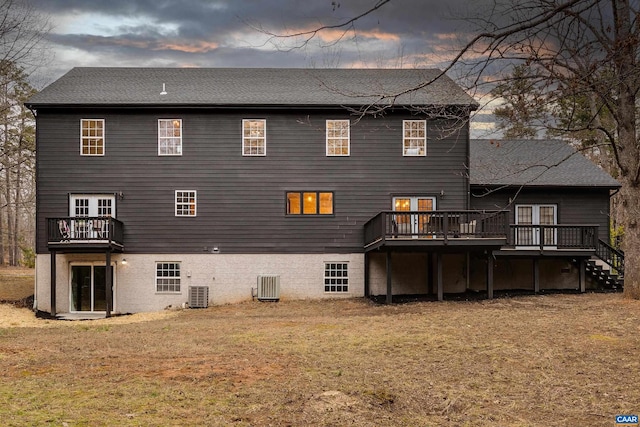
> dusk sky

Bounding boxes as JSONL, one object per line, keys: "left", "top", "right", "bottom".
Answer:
{"left": 28, "top": 0, "right": 498, "bottom": 136}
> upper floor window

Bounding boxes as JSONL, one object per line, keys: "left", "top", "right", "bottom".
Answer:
{"left": 286, "top": 191, "right": 333, "bottom": 215}
{"left": 80, "top": 119, "right": 104, "bottom": 156}
{"left": 242, "top": 119, "right": 266, "bottom": 156}
{"left": 403, "top": 120, "right": 426, "bottom": 156}
{"left": 326, "top": 120, "right": 350, "bottom": 156}
{"left": 158, "top": 119, "right": 182, "bottom": 156}
{"left": 175, "top": 190, "right": 196, "bottom": 217}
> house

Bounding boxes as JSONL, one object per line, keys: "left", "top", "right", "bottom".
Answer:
{"left": 25, "top": 68, "right": 622, "bottom": 317}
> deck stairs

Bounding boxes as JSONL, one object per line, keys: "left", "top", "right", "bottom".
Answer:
{"left": 585, "top": 258, "right": 623, "bottom": 290}
{"left": 583, "top": 239, "right": 625, "bottom": 290}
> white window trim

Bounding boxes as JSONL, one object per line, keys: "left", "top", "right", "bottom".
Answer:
{"left": 155, "top": 261, "right": 182, "bottom": 294}
{"left": 175, "top": 190, "right": 197, "bottom": 217}
{"left": 326, "top": 119, "right": 350, "bottom": 156}
{"left": 158, "top": 119, "right": 183, "bottom": 156}
{"left": 69, "top": 262, "right": 117, "bottom": 313}
{"left": 402, "top": 120, "right": 427, "bottom": 157}
{"left": 324, "top": 261, "right": 349, "bottom": 293}
{"left": 69, "top": 194, "right": 117, "bottom": 218}
{"left": 515, "top": 204, "right": 558, "bottom": 249}
{"left": 242, "top": 119, "right": 266, "bottom": 156}
{"left": 80, "top": 119, "right": 105, "bottom": 156}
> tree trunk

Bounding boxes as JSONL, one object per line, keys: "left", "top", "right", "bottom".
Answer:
{"left": 611, "top": 0, "right": 639, "bottom": 298}
{"left": 13, "top": 117, "right": 22, "bottom": 266}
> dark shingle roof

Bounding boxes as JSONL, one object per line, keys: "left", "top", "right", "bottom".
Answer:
{"left": 26, "top": 67, "right": 478, "bottom": 108}
{"left": 470, "top": 139, "right": 620, "bottom": 188}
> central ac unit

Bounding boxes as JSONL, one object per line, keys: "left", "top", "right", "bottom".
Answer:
{"left": 257, "top": 275, "right": 280, "bottom": 301}
{"left": 188, "top": 286, "right": 209, "bottom": 308}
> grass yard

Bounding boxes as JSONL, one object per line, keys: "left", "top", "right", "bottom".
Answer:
{"left": 0, "top": 292, "right": 638, "bottom": 426}
{"left": 0, "top": 267, "right": 34, "bottom": 304}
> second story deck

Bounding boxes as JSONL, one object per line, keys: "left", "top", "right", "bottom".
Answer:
{"left": 47, "top": 217, "right": 124, "bottom": 252}
{"left": 364, "top": 210, "right": 598, "bottom": 254}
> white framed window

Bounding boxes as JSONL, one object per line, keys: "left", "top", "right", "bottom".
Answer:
{"left": 326, "top": 120, "right": 350, "bottom": 156}
{"left": 175, "top": 190, "right": 196, "bottom": 217}
{"left": 403, "top": 120, "right": 426, "bottom": 156}
{"left": 324, "top": 262, "right": 349, "bottom": 293}
{"left": 158, "top": 119, "right": 182, "bottom": 156}
{"left": 80, "top": 119, "right": 105, "bottom": 156}
{"left": 242, "top": 119, "right": 266, "bottom": 156}
{"left": 156, "top": 262, "right": 181, "bottom": 293}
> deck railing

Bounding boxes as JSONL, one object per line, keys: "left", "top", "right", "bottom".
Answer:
{"left": 364, "top": 210, "right": 509, "bottom": 246}
{"left": 48, "top": 217, "right": 124, "bottom": 246}
{"left": 596, "top": 239, "right": 625, "bottom": 276}
{"left": 507, "top": 224, "right": 598, "bottom": 250}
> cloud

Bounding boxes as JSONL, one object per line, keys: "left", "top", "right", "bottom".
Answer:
{"left": 30, "top": 0, "right": 497, "bottom": 87}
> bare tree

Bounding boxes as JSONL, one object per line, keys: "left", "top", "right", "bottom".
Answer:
{"left": 0, "top": 61, "right": 35, "bottom": 265}
{"left": 0, "top": 1, "right": 48, "bottom": 265}
{"left": 265, "top": 0, "right": 640, "bottom": 298}
{"left": 0, "top": 0, "right": 50, "bottom": 78}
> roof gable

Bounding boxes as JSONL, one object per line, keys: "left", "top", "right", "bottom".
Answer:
{"left": 470, "top": 139, "right": 620, "bottom": 188}
{"left": 26, "top": 67, "right": 478, "bottom": 108}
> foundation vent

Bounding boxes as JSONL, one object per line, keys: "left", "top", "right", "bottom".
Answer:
{"left": 257, "top": 275, "right": 280, "bottom": 301}
{"left": 188, "top": 286, "right": 209, "bottom": 308}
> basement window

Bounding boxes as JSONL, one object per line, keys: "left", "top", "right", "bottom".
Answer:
{"left": 324, "top": 262, "right": 349, "bottom": 293}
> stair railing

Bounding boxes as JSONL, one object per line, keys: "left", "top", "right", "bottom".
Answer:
{"left": 595, "top": 239, "right": 625, "bottom": 277}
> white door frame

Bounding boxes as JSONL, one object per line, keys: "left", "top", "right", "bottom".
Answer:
{"left": 69, "top": 262, "right": 117, "bottom": 313}
{"left": 515, "top": 204, "right": 557, "bottom": 248}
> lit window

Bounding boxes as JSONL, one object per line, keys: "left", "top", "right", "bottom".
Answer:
{"left": 175, "top": 191, "right": 196, "bottom": 217}
{"left": 286, "top": 192, "right": 333, "bottom": 215}
{"left": 326, "top": 120, "right": 350, "bottom": 156}
{"left": 324, "top": 263, "right": 349, "bottom": 293}
{"left": 403, "top": 120, "right": 426, "bottom": 156}
{"left": 242, "top": 119, "right": 266, "bottom": 156}
{"left": 80, "top": 119, "right": 104, "bottom": 156}
{"left": 158, "top": 119, "right": 182, "bottom": 155}
{"left": 156, "top": 262, "right": 181, "bottom": 293}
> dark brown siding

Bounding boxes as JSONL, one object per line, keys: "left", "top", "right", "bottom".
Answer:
{"left": 37, "top": 108, "right": 470, "bottom": 254}
{"left": 469, "top": 187, "right": 612, "bottom": 242}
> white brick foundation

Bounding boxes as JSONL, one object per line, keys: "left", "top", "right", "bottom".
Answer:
{"left": 36, "top": 253, "right": 364, "bottom": 314}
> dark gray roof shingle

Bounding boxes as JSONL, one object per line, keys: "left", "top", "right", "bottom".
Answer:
{"left": 26, "top": 67, "right": 478, "bottom": 108}
{"left": 470, "top": 139, "right": 620, "bottom": 188}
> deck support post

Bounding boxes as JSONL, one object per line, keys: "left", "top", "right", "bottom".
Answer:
{"left": 105, "top": 249, "right": 112, "bottom": 318}
{"left": 386, "top": 251, "right": 392, "bottom": 304}
{"left": 50, "top": 250, "right": 56, "bottom": 317}
{"left": 465, "top": 251, "right": 470, "bottom": 290}
{"left": 364, "top": 252, "right": 370, "bottom": 297}
{"left": 533, "top": 258, "right": 540, "bottom": 294}
{"left": 427, "top": 252, "right": 434, "bottom": 295}
{"left": 487, "top": 253, "right": 494, "bottom": 299}
{"left": 437, "top": 252, "right": 443, "bottom": 301}
{"left": 579, "top": 258, "right": 586, "bottom": 293}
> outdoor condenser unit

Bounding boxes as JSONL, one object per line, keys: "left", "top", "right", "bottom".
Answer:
{"left": 257, "top": 275, "right": 280, "bottom": 301}
{"left": 188, "top": 286, "right": 209, "bottom": 308}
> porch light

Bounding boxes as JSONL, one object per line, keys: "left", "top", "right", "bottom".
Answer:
{"left": 121, "top": 258, "right": 128, "bottom": 265}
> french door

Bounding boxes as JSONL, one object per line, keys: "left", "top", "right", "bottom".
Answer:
{"left": 515, "top": 204, "right": 557, "bottom": 247}
{"left": 69, "top": 194, "right": 116, "bottom": 239}
{"left": 70, "top": 264, "right": 115, "bottom": 312}
{"left": 393, "top": 196, "right": 436, "bottom": 236}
